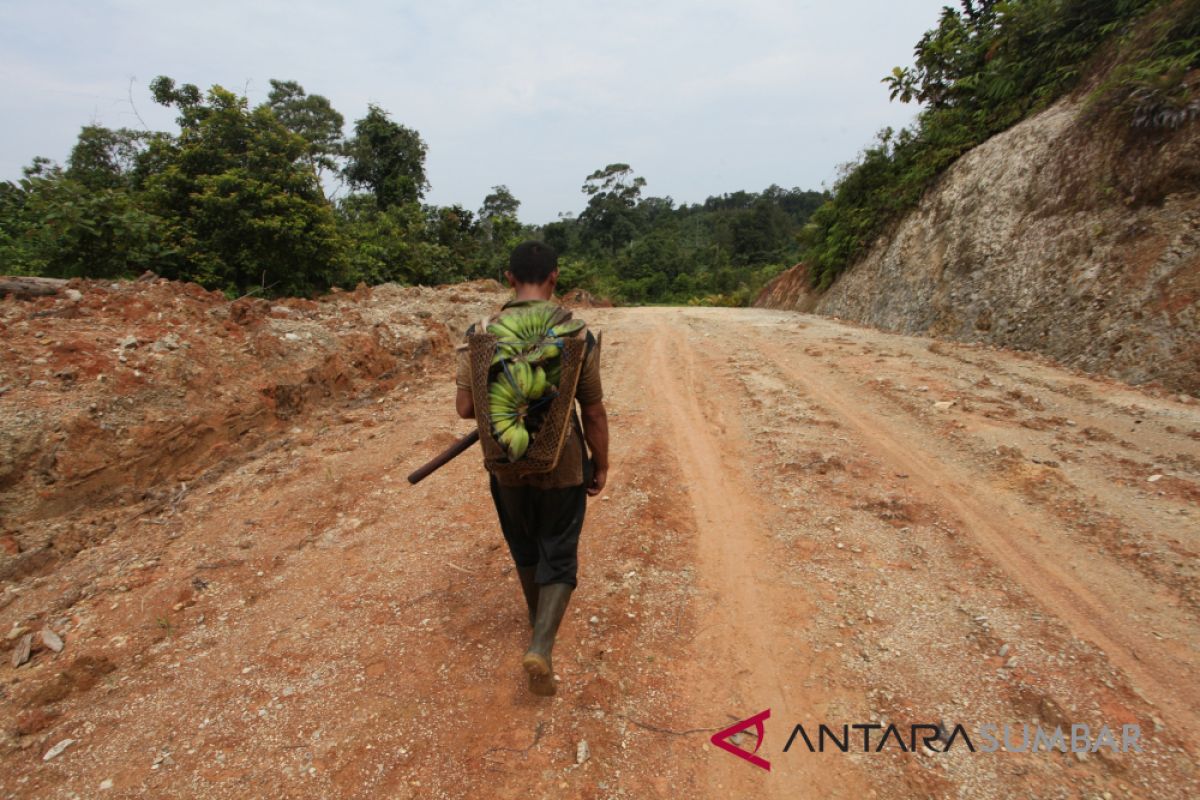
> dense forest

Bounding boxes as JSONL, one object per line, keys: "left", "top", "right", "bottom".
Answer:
{"left": 2, "top": 0, "right": 1195, "bottom": 304}
{"left": 544, "top": 169, "right": 824, "bottom": 305}
{"left": 0, "top": 76, "right": 822, "bottom": 304}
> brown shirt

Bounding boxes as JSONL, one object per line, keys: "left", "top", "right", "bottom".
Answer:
{"left": 456, "top": 300, "right": 603, "bottom": 488}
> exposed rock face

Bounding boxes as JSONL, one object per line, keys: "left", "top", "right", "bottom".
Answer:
{"left": 757, "top": 97, "right": 1200, "bottom": 394}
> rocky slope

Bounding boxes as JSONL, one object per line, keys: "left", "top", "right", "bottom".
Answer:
{"left": 756, "top": 95, "right": 1199, "bottom": 394}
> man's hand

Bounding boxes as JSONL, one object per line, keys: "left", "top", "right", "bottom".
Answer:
{"left": 456, "top": 387, "right": 475, "bottom": 419}
{"left": 580, "top": 401, "right": 609, "bottom": 497}
{"left": 587, "top": 465, "right": 608, "bottom": 497}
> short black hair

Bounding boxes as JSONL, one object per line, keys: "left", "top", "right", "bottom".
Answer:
{"left": 508, "top": 241, "right": 558, "bottom": 284}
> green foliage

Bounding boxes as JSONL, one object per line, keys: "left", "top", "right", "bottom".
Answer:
{"left": 66, "top": 126, "right": 157, "bottom": 191}
{"left": 480, "top": 184, "right": 521, "bottom": 222}
{"left": 578, "top": 163, "right": 647, "bottom": 256}
{"left": 342, "top": 105, "right": 429, "bottom": 210}
{"left": 805, "top": 0, "right": 1191, "bottom": 290}
{"left": 7, "top": 77, "right": 823, "bottom": 305}
{"left": 338, "top": 196, "right": 454, "bottom": 285}
{"left": 476, "top": 185, "right": 524, "bottom": 274}
{"left": 143, "top": 82, "right": 341, "bottom": 295}
{"left": 0, "top": 162, "right": 169, "bottom": 278}
{"left": 1088, "top": 0, "right": 1200, "bottom": 128}
{"left": 262, "top": 80, "right": 345, "bottom": 178}
{"left": 479, "top": 185, "right": 522, "bottom": 247}
{"left": 0, "top": 180, "right": 38, "bottom": 275}
{"left": 425, "top": 203, "right": 480, "bottom": 269}
{"left": 25, "top": 171, "right": 169, "bottom": 279}
{"left": 546, "top": 167, "right": 825, "bottom": 305}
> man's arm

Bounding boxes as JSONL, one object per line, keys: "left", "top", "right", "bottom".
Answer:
{"left": 456, "top": 387, "right": 475, "bottom": 419}
{"left": 455, "top": 341, "right": 474, "bottom": 419}
{"left": 580, "top": 401, "right": 608, "bottom": 496}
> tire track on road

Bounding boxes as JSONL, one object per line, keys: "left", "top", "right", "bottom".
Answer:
{"left": 643, "top": 314, "right": 866, "bottom": 796}
{"left": 748, "top": 323, "right": 1200, "bottom": 744}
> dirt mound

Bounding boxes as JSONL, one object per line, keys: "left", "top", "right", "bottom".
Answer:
{"left": 0, "top": 276, "right": 507, "bottom": 581}
{"left": 560, "top": 288, "right": 613, "bottom": 309}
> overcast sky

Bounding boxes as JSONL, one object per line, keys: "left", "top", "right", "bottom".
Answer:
{"left": 0, "top": 0, "right": 946, "bottom": 223}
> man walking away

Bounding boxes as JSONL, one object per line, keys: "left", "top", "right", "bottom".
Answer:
{"left": 455, "top": 241, "right": 609, "bottom": 696}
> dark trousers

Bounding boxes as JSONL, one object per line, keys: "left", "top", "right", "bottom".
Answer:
{"left": 489, "top": 461, "right": 591, "bottom": 587}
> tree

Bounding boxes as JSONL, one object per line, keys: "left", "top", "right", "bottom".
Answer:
{"left": 0, "top": 178, "right": 37, "bottom": 274}
{"left": 339, "top": 195, "right": 430, "bottom": 285}
{"left": 144, "top": 79, "right": 341, "bottom": 294}
{"left": 66, "top": 126, "right": 155, "bottom": 191}
{"left": 4, "top": 160, "right": 169, "bottom": 279}
{"left": 579, "top": 163, "right": 646, "bottom": 255}
{"left": 427, "top": 203, "right": 479, "bottom": 266}
{"left": 621, "top": 228, "right": 685, "bottom": 282}
{"left": 263, "top": 80, "right": 345, "bottom": 180}
{"left": 149, "top": 76, "right": 203, "bottom": 125}
{"left": 342, "top": 105, "right": 428, "bottom": 209}
{"left": 728, "top": 199, "right": 791, "bottom": 265}
{"left": 540, "top": 213, "right": 579, "bottom": 256}
{"left": 480, "top": 184, "right": 520, "bottom": 224}
{"left": 883, "top": 2, "right": 1001, "bottom": 109}
{"left": 477, "top": 184, "right": 523, "bottom": 263}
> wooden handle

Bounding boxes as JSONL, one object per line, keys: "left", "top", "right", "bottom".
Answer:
{"left": 407, "top": 430, "right": 480, "bottom": 484}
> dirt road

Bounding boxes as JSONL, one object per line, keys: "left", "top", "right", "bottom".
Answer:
{"left": 3, "top": 307, "right": 1198, "bottom": 798}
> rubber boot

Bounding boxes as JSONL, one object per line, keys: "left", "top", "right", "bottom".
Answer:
{"left": 522, "top": 582, "right": 573, "bottom": 696}
{"left": 516, "top": 566, "right": 539, "bottom": 628}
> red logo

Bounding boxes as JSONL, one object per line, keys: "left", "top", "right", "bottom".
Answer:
{"left": 711, "top": 709, "right": 771, "bottom": 771}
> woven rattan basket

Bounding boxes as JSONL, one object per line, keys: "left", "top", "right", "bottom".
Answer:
{"left": 468, "top": 331, "right": 586, "bottom": 479}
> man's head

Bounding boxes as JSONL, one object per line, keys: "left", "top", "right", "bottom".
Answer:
{"left": 507, "top": 241, "right": 558, "bottom": 291}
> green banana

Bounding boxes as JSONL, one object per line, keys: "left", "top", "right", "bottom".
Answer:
{"left": 510, "top": 360, "right": 533, "bottom": 397}
{"left": 491, "top": 371, "right": 520, "bottom": 400}
{"left": 487, "top": 317, "right": 522, "bottom": 342}
{"left": 550, "top": 319, "right": 585, "bottom": 338}
{"left": 489, "top": 399, "right": 517, "bottom": 420}
{"left": 490, "top": 380, "right": 520, "bottom": 410}
{"left": 508, "top": 309, "right": 534, "bottom": 339}
{"left": 529, "top": 366, "right": 546, "bottom": 400}
{"left": 532, "top": 304, "right": 554, "bottom": 330}
{"left": 491, "top": 342, "right": 519, "bottom": 366}
{"left": 502, "top": 423, "right": 530, "bottom": 460}
{"left": 478, "top": 302, "right": 585, "bottom": 462}
{"left": 491, "top": 347, "right": 520, "bottom": 366}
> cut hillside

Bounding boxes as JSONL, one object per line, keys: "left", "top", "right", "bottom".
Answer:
{"left": 757, "top": 90, "right": 1199, "bottom": 393}
{"left": 758, "top": 3, "right": 1199, "bottom": 394}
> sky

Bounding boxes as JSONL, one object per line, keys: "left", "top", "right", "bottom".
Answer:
{"left": 0, "top": 0, "right": 947, "bottom": 224}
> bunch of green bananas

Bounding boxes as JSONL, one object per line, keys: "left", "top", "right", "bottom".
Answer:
{"left": 484, "top": 302, "right": 585, "bottom": 461}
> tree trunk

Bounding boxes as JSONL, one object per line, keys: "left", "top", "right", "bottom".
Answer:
{"left": 0, "top": 276, "right": 67, "bottom": 299}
